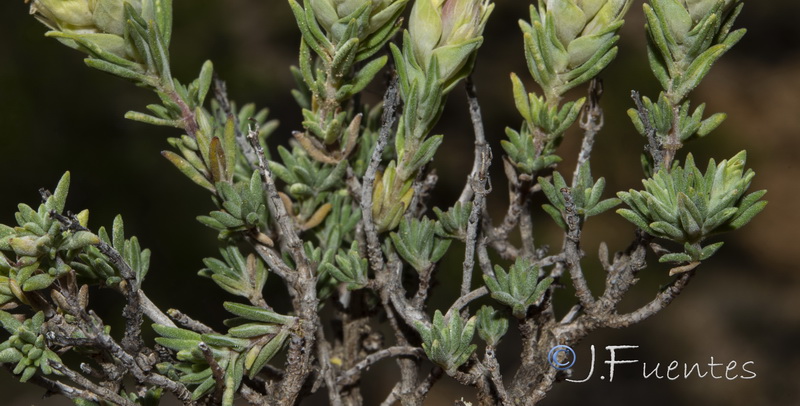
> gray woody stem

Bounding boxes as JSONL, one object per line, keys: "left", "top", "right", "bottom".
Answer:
{"left": 361, "top": 75, "right": 400, "bottom": 274}
{"left": 460, "top": 77, "right": 492, "bottom": 299}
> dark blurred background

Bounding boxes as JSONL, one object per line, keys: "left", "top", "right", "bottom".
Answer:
{"left": 1, "top": 1, "right": 798, "bottom": 405}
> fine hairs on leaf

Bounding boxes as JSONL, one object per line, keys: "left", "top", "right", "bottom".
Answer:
{"left": 0, "top": 0, "right": 767, "bottom": 405}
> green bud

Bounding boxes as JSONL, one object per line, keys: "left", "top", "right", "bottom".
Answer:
{"left": 683, "top": 0, "right": 735, "bottom": 22}
{"left": 309, "top": 0, "right": 408, "bottom": 40}
{"left": 30, "top": 0, "right": 150, "bottom": 35}
{"left": 408, "top": 0, "right": 493, "bottom": 86}
{"left": 543, "top": 0, "right": 632, "bottom": 69}
{"left": 29, "top": 0, "right": 94, "bottom": 29}
{"left": 29, "top": 0, "right": 156, "bottom": 59}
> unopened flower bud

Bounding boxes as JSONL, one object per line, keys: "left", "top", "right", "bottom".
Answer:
{"left": 28, "top": 0, "right": 152, "bottom": 59}
{"left": 408, "top": 0, "right": 493, "bottom": 87}
{"left": 683, "top": 0, "right": 735, "bottom": 22}
{"left": 309, "top": 0, "right": 408, "bottom": 41}
{"left": 543, "top": 0, "right": 631, "bottom": 69}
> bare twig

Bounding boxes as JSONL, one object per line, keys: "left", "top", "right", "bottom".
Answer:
{"left": 25, "top": 372, "right": 102, "bottom": 403}
{"left": 631, "top": 90, "right": 663, "bottom": 169}
{"left": 50, "top": 211, "right": 145, "bottom": 354}
{"left": 316, "top": 328, "right": 344, "bottom": 406}
{"left": 460, "top": 78, "right": 493, "bottom": 299}
{"left": 458, "top": 76, "right": 490, "bottom": 204}
{"left": 573, "top": 78, "right": 604, "bottom": 187}
{"left": 360, "top": 74, "right": 399, "bottom": 274}
{"left": 240, "top": 383, "right": 270, "bottom": 405}
{"left": 199, "top": 342, "right": 226, "bottom": 404}
{"left": 247, "top": 125, "right": 307, "bottom": 267}
{"left": 448, "top": 287, "right": 488, "bottom": 316}
{"left": 167, "top": 308, "right": 214, "bottom": 333}
{"left": 379, "top": 382, "right": 402, "bottom": 406}
{"left": 139, "top": 290, "right": 176, "bottom": 328}
{"left": 411, "top": 264, "right": 435, "bottom": 309}
{"left": 413, "top": 366, "right": 444, "bottom": 401}
{"left": 337, "top": 346, "right": 424, "bottom": 385}
{"left": 605, "top": 271, "right": 695, "bottom": 328}
{"left": 48, "top": 361, "right": 137, "bottom": 406}
{"left": 250, "top": 241, "right": 294, "bottom": 283}
{"left": 560, "top": 188, "right": 595, "bottom": 310}
{"left": 484, "top": 346, "right": 509, "bottom": 405}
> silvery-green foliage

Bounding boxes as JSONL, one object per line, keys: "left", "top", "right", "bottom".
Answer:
{"left": 30, "top": 0, "right": 172, "bottom": 71}
{"left": 154, "top": 303, "right": 294, "bottom": 404}
{"left": 288, "top": 0, "right": 404, "bottom": 158}
{"left": 433, "top": 202, "right": 472, "bottom": 241}
{"left": 644, "top": 0, "right": 744, "bottom": 102}
{"left": 390, "top": 218, "right": 452, "bottom": 273}
{"left": 627, "top": 92, "right": 727, "bottom": 145}
{"left": 415, "top": 310, "right": 477, "bottom": 374}
{"left": 319, "top": 241, "right": 369, "bottom": 290}
{"left": 372, "top": 0, "right": 493, "bottom": 231}
{"left": 163, "top": 100, "right": 277, "bottom": 191}
{"left": 1, "top": 0, "right": 769, "bottom": 404}
{"left": 0, "top": 173, "right": 100, "bottom": 295}
{"left": 199, "top": 246, "right": 268, "bottom": 302}
{"left": 485, "top": 259, "right": 553, "bottom": 319}
{"left": 521, "top": 0, "right": 633, "bottom": 99}
{"left": 629, "top": 0, "right": 745, "bottom": 173}
{"left": 270, "top": 146, "right": 347, "bottom": 200}
{"left": 476, "top": 305, "right": 508, "bottom": 347}
{"left": 502, "top": 76, "right": 584, "bottom": 173}
{"left": 196, "top": 172, "right": 269, "bottom": 240}
{"left": 617, "top": 151, "right": 766, "bottom": 270}
{"left": 538, "top": 162, "right": 620, "bottom": 229}
{"left": 308, "top": 0, "right": 409, "bottom": 44}
{"left": 503, "top": 0, "right": 631, "bottom": 175}
{"left": 404, "top": 0, "right": 493, "bottom": 94}
{"left": 0, "top": 311, "right": 62, "bottom": 382}
{"left": 87, "top": 214, "right": 151, "bottom": 286}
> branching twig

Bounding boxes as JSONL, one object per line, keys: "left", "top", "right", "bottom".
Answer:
{"left": 337, "top": 346, "right": 424, "bottom": 385}
{"left": 484, "top": 346, "right": 509, "bottom": 405}
{"left": 605, "top": 271, "right": 695, "bottom": 328}
{"left": 48, "top": 361, "right": 137, "bottom": 406}
{"left": 50, "top": 211, "right": 145, "bottom": 354}
{"left": 560, "top": 188, "right": 595, "bottom": 310}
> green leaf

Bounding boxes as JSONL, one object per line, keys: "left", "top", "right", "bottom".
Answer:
{"left": 161, "top": 151, "right": 215, "bottom": 192}
{"left": 152, "top": 324, "right": 202, "bottom": 340}
{"left": 154, "top": 0, "right": 173, "bottom": 46}
{"left": 248, "top": 329, "right": 289, "bottom": 378}
{"left": 22, "top": 274, "right": 57, "bottom": 292}
{"left": 200, "top": 334, "right": 249, "bottom": 350}
{"left": 672, "top": 44, "right": 726, "bottom": 101}
{"left": 196, "top": 60, "right": 214, "bottom": 106}
{"left": 223, "top": 302, "right": 295, "bottom": 325}
{"left": 659, "top": 252, "right": 693, "bottom": 263}
{"left": 126, "top": 111, "right": 182, "bottom": 128}
{"left": 345, "top": 56, "right": 388, "bottom": 98}
{"left": 84, "top": 58, "right": 154, "bottom": 85}
{"left": 584, "top": 198, "right": 621, "bottom": 217}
